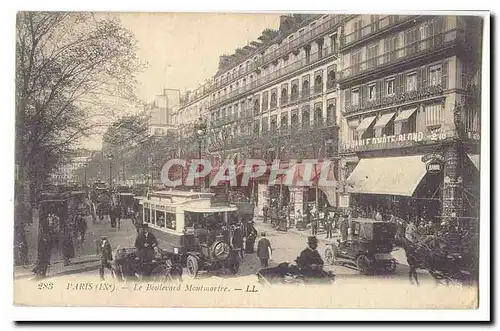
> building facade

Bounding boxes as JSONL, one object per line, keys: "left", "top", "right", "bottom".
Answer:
{"left": 337, "top": 15, "right": 482, "bottom": 222}
{"left": 174, "top": 14, "right": 346, "bottom": 215}
{"left": 148, "top": 89, "right": 180, "bottom": 136}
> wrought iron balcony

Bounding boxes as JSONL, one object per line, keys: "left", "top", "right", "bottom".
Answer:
{"left": 209, "top": 46, "right": 339, "bottom": 109}
{"left": 341, "top": 15, "right": 415, "bottom": 49}
{"left": 340, "top": 29, "right": 464, "bottom": 82}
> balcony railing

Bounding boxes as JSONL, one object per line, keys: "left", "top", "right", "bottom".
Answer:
{"left": 341, "top": 29, "right": 464, "bottom": 81}
{"left": 344, "top": 82, "right": 444, "bottom": 114}
{"left": 341, "top": 15, "right": 414, "bottom": 48}
{"left": 210, "top": 46, "right": 339, "bottom": 108}
{"left": 213, "top": 16, "right": 342, "bottom": 91}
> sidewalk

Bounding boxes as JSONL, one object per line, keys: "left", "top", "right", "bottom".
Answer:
{"left": 16, "top": 215, "right": 138, "bottom": 280}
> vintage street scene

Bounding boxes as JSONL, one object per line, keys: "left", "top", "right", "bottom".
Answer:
{"left": 14, "top": 12, "right": 484, "bottom": 307}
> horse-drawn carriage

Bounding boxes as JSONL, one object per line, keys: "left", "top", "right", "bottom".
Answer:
{"left": 111, "top": 246, "right": 183, "bottom": 282}
{"left": 118, "top": 192, "right": 135, "bottom": 218}
{"left": 324, "top": 218, "right": 398, "bottom": 275}
{"left": 91, "top": 188, "right": 111, "bottom": 221}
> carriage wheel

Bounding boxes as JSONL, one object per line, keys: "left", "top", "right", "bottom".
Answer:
{"left": 186, "top": 255, "right": 199, "bottom": 278}
{"left": 356, "top": 255, "right": 374, "bottom": 275}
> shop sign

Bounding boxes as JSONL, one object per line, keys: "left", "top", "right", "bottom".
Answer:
{"left": 426, "top": 161, "right": 442, "bottom": 174}
{"left": 422, "top": 152, "right": 444, "bottom": 174}
{"left": 345, "top": 130, "right": 448, "bottom": 151}
{"left": 338, "top": 194, "right": 350, "bottom": 208}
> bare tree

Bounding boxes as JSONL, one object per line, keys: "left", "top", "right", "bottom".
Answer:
{"left": 15, "top": 12, "right": 143, "bottom": 259}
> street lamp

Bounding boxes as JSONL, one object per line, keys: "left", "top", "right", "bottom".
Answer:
{"left": 194, "top": 117, "right": 207, "bottom": 192}
{"left": 107, "top": 154, "right": 114, "bottom": 190}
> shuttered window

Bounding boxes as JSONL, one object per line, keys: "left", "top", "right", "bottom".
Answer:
{"left": 441, "top": 61, "right": 449, "bottom": 89}
{"left": 430, "top": 65, "right": 442, "bottom": 86}
{"left": 425, "top": 103, "right": 443, "bottom": 127}
{"left": 327, "top": 98, "right": 336, "bottom": 125}
{"left": 351, "top": 89, "right": 359, "bottom": 106}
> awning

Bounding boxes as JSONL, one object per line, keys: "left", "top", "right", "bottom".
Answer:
{"left": 346, "top": 155, "right": 427, "bottom": 196}
{"left": 374, "top": 112, "right": 396, "bottom": 128}
{"left": 468, "top": 154, "right": 480, "bottom": 170}
{"left": 394, "top": 107, "right": 418, "bottom": 122}
{"left": 356, "top": 116, "right": 376, "bottom": 133}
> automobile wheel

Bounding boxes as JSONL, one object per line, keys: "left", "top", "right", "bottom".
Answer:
{"left": 186, "top": 255, "right": 199, "bottom": 278}
{"left": 356, "top": 255, "right": 374, "bottom": 275}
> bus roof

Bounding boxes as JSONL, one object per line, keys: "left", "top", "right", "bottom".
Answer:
{"left": 151, "top": 190, "right": 214, "bottom": 198}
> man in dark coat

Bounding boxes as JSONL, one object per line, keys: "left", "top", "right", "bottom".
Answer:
{"left": 245, "top": 221, "right": 257, "bottom": 253}
{"left": 340, "top": 214, "right": 349, "bottom": 242}
{"left": 134, "top": 223, "right": 158, "bottom": 263}
{"left": 231, "top": 225, "right": 244, "bottom": 259}
{"left": 256, "top": 232, "right": 272, "bottom": 268}
{"left": 297, "top": 236, "right": 324, "bottom": 277}
{"left": 325, "top": 211, "right": 334, "bottom": 239}
{"left": 97, "top": 236, "right": 113, "bottom": 280}
{"left": 262, "top": 206, "right": 269, "bottom": 223}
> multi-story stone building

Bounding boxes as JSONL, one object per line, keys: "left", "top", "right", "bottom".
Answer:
{"left": 148, "top": 89, "right": 179, "bottom": 136}
{"left": 337, "top": 15, "right": 482, "bottom": 221}
{"left": 179, "top": 14, "right": 346, "bottom": 215}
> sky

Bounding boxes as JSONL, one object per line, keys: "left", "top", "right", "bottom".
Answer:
{"left": 80, "top": 12, "right": 281, "bottom": 150}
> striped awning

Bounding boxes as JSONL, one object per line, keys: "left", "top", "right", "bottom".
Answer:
{"left": 374, "top": 112, "right": 396, "bottom": 128}
{"left": 394, "top": 107, "right": 418, "bottom": 122}
{"left": 356, "top": 116, "right": 377, "bottom": 133}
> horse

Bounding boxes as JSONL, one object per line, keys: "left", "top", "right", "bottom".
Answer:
{"left": 401, "top": 234, "right": 472, "bottom": 287}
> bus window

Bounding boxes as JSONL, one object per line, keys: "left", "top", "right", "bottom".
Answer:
{"left": 156, "top": 210, "right": 165, "bottom": 228}
{"left": 144, "top": 208, "right": 151, "bottom": 223}
{"left": 165, "top": 213, "right": 176, "bottom": 230}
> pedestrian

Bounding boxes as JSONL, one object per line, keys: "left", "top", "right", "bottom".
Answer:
{"left": 231, "top": 224, "right": 244, "bottom": 259}
{"left": 262, "top": 205, "right": 269, "bottom": 224}
{"left": 325, "top": 212, "right": 334, "bottom": 239}
{"left": 77, "top": 215, "right": 88, "bottom": 243}
{"left": 295, "top": 209, "right": 303, "bottom": 229}
{"left": 245, "top": 221, "right": 257, "bottom": 253}
{"left": 375, "top": 210, "right": 383, "bottom": 222}
{"left": 97, "top": 236, "right": 113, "bottom": 280}
{"left": 256, "top": 232, "right": 272, "bottom": 268}
{"left": 340, "top": 214, "right": 349, "bottom": 242}
{"left": 311, "top": 217, "right": 318, "bottom": 236}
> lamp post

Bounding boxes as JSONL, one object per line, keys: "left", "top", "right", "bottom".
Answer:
{"left": 194, "top": 117, "right": 207, "bottom": 192}
{"left": 107, "top": 154, "right": 114, "bottom": 191}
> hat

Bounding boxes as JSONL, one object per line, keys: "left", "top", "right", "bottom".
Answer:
{"left": 308, "top": 236, "right": 318, "bottom": 244}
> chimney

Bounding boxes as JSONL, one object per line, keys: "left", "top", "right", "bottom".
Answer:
{"left": 279, "top": 15, "right": 293, "bottom": 33}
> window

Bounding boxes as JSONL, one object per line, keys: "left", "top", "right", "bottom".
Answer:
{"left": 326, "top": 98, "right": 336, "bottom": 125}
{"left": 281, "top": 85, "right": 288, "bottom": 105}
{"left": 254, "top": 98, "right": 260, "bottom": 115}
{"left": 314, "top": 72, "right": 323, "bottom": 93}
{"left": 314, "top": 104, "right": 323, "bottom": 126}
{"left": 291, "top": 110, "right": 299, "bottom": 128}
{"left": 302, "top": 106, "right": 310, "bottom": 129}
{"left": 270, "top": 89, "right": 277, "bottom": 108}
{"left": 351, "top": 89, "right": 360, "bottom": 106}
{"left": 367, "top": 43, "right": 379, "bottom": 68}
{"left": 262, "top": 117, "right": 269, "bottom": 133}
{"left": 430, "top": 65, "right": 442, "bottom": 86}
{"left": 386, "top": 79, "right": 395, "bottom": 95}
{"left": 327, "top": 65, "right": 336, "bottom": 90}
{"left": 270, "top": 115, "right": 277, "bottom": 132}
{"left": 281, "top": 113, "right": 289, "bottom": 130}
{"left": 368, "top": 84, "right": 376, "bottom": 100}
{"left": 302, "top": 79, "right": 310, "bottom": 97}
{"left": 406, "top": 73, "right": 417, "bottom": 92}
{"left": 262, "top": 91, "right": 269, "bottom": 111}
{"left": 291, "top": 83, "right": 299, "bottom": 101}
